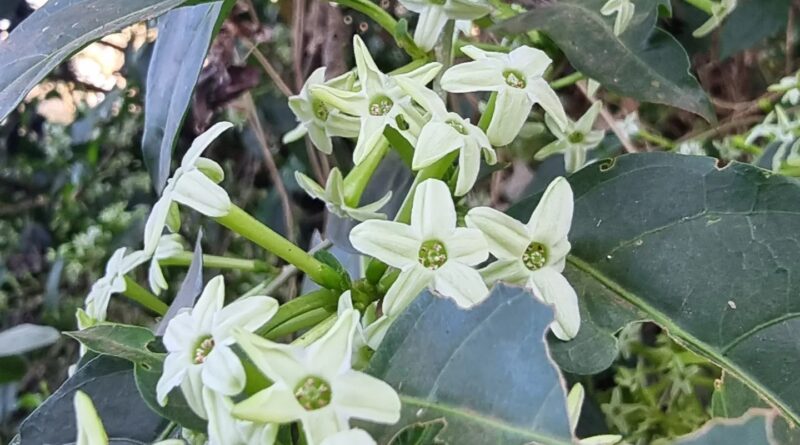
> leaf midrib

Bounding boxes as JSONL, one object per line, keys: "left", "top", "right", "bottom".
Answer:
{"left": 567, "top": 254, "right": 800, "bottom": 426}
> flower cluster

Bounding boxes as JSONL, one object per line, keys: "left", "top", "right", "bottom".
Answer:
{"left": 69, "top": 7, "right": 625, "bottom": 442}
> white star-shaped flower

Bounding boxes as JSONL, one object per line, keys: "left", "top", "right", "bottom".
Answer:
{"left": 310, "top": 35, "right": 442, "bottom": 165}
{"left": 295, "top": 168, "right": 392, "bottom": 221}
{"left": 769, "top": 73, "right": 800, "bottom": 106}
{"left": 441, "top": 45, "right": 567, "bottom": 147}
{"left": 535, "top": 102, "right": 605, "bottom": 173}
{"left": 399, "top": 0, "right": 491, "bottom": 51}
{"left": 232, "top": 310, "right": 401, "bottom": 445}
{"left": 283, "top": 67, "right": 361, "bottom": 154}
{"left": 600, "top": 0, "right": 635, "bottom": 36}
{"left": 81, "top": 247, "right": 148, "bottom": 327}
{"left": 397, "top": 77, "right": 497, "bottom": 196}
{"left": 157, "top": 275, "right": 279, "bottom": 418}
{"left": 143, "top": 122, "right": 234, "bottom": 255}
{"left": 203, "top": 388, "right": 278, "bottom": 445}
{"left": 746, "top": 106, "right": 800, "bottom": 171}
{"left": 321, "top": 429, "right": 377, "bottom": 445}
{"left": 465, "top": 176, "right": 580, "bottom": 340}
{"left": 350, "top": 179, "right": 490, "bottom": 317}
{"left": 147, "top": 233, "right": 186, "bottom": 296}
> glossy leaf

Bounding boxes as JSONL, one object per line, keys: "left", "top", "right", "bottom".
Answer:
{"left": 142, "top": 2, "right": 224, "bottom": 192}
{"left": 366, "top": 285, "right": 574, "bottom": 445}
{"left": 0, "top": 324, "right": 60, "bottom": 357}
{"left": 494, "top": 0, "right": 715, "bottom": 122}
{"left": 720, "top": 0, "right": 792, "bottom": 59}
{"left": 18, "top": 356, "right": 163, "bottom": 444}
{"left": 510, "top": 153, "right": 800, "bottom": 425}
{"left": 674, "top": 411, "right": 774, "bottom": 445}
{"left": 66, "top": 323, "right": 159, "bottom": 368}
{"left": 0, "top": 0, "right": 186, "bottom": 121}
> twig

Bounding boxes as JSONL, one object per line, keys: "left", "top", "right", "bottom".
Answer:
{"left": 292, "top": 0, "right": 307, "bottom": 91}
{"left": 264, "top": 239, "right": 333, "bottom": 295}
{"left": 242, "top": 93, "right": 297, "bottom": 242}
{"left": 577, "top": 83, "right": 638, "bottom": 153}
{"left": 787, "top": 4, "right": 796, "bottom": 75}
{"left": 245, "top": 40, "right": 294, "bottom": 97}
{"left": 679, "top": 114, "right": 764, "bottom": 143}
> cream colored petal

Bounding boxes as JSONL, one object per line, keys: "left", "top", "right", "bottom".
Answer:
{"left": 526, "top": 176, "right": 574, "bottom": 247}
{"left": 181, "top": 122, "right": 234, "bottom": 169}
{"left": 353, "top": 116, "right": 389, "bottom": 165}
{"left": 156, "top": 352, "right": 188, "bottom": 406}
{"left": 320, "top": 429, "right": 377, "bottom": 445}
{"left": 309, "top": 310, "right": 359, "bottom": 377}
{"left": 349, "top": 220, "right": 420, "bottom": 268}
{"left": 479, "top": 259, "right": 530, "bottom": 286}
{"left": 233, "top": 384, "right": 305, "bottom": 424}
{"left": 487, "top": 87, "right": 533, "bottom": 146}
{"left": 193, "top": 275, "right": 226, "bottom": 332}
{"left": 172, "top": 170, "right": 231, "bottom": 217}
{"left": 508, "top": 45, "right": 552, "bottom": 78}
{"left": 410, "top": 179, "right": 457, "bottom": 240}
{"left": 333, "top": 371, "right": 401, "bottom": 423}
{"left": 526, "top": 77, "right": 568, "bottom": 131}
{"left": 465, "top": 206, "right": 530, "bottom": 259}
{"left": 413, "top": 122, "right": 462, "bottom": 169}
{"left": 433, "top": 262, "right": 490, "bottom": 308}
{"left": 528, "top": 268, "right": 580, "bottom": 341}
{"left": 74, "top": 391, "right": 108, "bottom": 445}
{"left": 295, "top": 171, "right": 329, "bottom": 201}
{"left": 233, "top": 329, "right": 306, "bottom": 387}
{"left": 413, "top": 5, "right": 448, "bottom": 51}
{"left": 382, "top": 266, "right": 434, "bottom": 316}
{"left": 202, "top": 344, "right": 246, "bottom": 395}
{"left": 440, "top": 59, "right": 504, "bottom": 93}
{"left": 444, "top": 227, "right": 489, "bottom": 265}
{"left": 144, "top": 195, "right": 172, "bottom": 256}
{"left": 454, "top": 138, "right": 481, "bottom": 196}
{"left": 213, "top": 296, "right": 279, "bottom": 341}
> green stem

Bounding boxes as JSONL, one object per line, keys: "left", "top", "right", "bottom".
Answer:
{"left": 257, "top": 288, "right": 339, "bottom": 337}
{"left": 684, "top": 0, "right": 715, "bottom": 14}
{"left": 122, "top": 276, "right": 168, "bottom": 315}
{"left": 551, "top": 72, "right": 586, "bottom": 90}
{"left": 342, "top": 138, "right": 390, "bottom": 207}
{"left": 264, "top": 308, "right": 334, "bottom": 339}
{"left": 215, "top": 205, "right": 344, "bottom": 289}
{"left": 383, "top": 127, "right": 414, "bottom": 167}
{"left": 330, "top": 0, "right": 426, "bottom": 58}
{"left": 637, "top": 128, "right": 676, "bottom": 149}
{"left": 478, "top": 92, "right": 497, "bottom": 131}
{"left": 395, "top": 151, "right": 459, "bottom": 224}
{"left": 159, "top": 252, "right": 274, "bottom": 273}
{"left": 292, "top": 314, "right": 338, "bottom": 347}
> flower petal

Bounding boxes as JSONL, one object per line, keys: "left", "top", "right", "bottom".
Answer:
{"left": 382, "top": 267, "right": 433, "bottom": 316}
{"left": 445, "top": 227, "right": 488, "bottom": 265}
{"left": 443, "top": 0, "right": 492, "bottom": 19}
{"left": 433, "top": 262, "right": 490, "bottom": 308}
{"left": 233, "top": 329, "right": 307, "bottom": 387}
{"left": 163, "top": 311, "right": 195, "bottom": 352}
{"left": 454, "top": 138, "right": 481, "bottom": 196}
{"left": 526, "top": 176, "right": 574, "bottom": 248}
{"left": 144, "top": 196, "right": 172, "bottom": 255}
{"left": 396, "top": 62, "right": 443, "bottom": 86}
{"left": 410, "top": 179, "right": 457, "bottom": 240}
{"left": 440, "top": 59, "right": 504, "bottom": 93}
{"left": 480, "top": 258, "right": 529, "bottom": 285}
{"left": 353, "top": 116, "right": 388, "bottom": 165}
{"left": 353, "top": 35, "right": 385, "bottom": 93}
{"left": 395, "top": 77, "right": 448, "bottom": 117}
{"left": 193, "top": 275, "right": 225, "bottom": 332}
{"left": 326, "top": 111, "right": 361, "bottom": 138}
{"left": 509, "top": 46, "right": 552, "bottom": 78}
{"left": 233, "top": 384, "right": 305, "bottom": 424}
{"left": 526, "top": 77, "right": 568, "bottom": 131}
{"left": 413, "top": 5, "right": 448, "bottom": 51}
{"left": 349, "top": 220, "right": 420, "bottom": 268}
{"left": 487, "top": 87, "right": 533, "bottom": 146}
{"left": 333, "top": 371, "right": 401, "bottom": 423}
{"left": 295, "top": 171, "right": 328, "bottom": 201}
{"left": 172, "top": 170, "right": 232, "bottom": 217}
{"left": 308, "top": 121, "right": 333, "bottom": 154}
{"left": 148, "top": 258, "right": 168, "bottom": 296}
{"left": 202, "top": 344, "right": 246, "bottom": 395}
{"left": 156, "top": 351, "right": 187, "bottom": 405}
{"left": 465, "top": 206, "right": 530, "bottom": 259}
{"left": 309, "top": 310, "right": 358, "bottom": 377}
{"left": 534, "top": 140, "right": 569, "bottom": 161}
{"left": 528, "top": 268, "right": 580, "bottom": 340}
{"left": 212, "top": 296, "right": 279, "bottom": 341}
{"left": 302, "top": 409, "right": 347, "bottom": 445}
{"left": 74, "top": 391, "right": 108, "bottom": 445}
{"left": 413, "top": 122, "right": 462, "bottom": 169}
{"left": 181, "top": 365, "right": 207, "bottom": 419}
{"left": 320, "top": 429, "right": 377, "bottom": 445}
{"left": 576, "top": 102, "right": 602, "bottom": 134}
{"left": 310, "top": 84, "right": 366, "bottom": 116}
{"left": 181, "top": 122, "right": 234, "bottom": 169}
{"left": 564, "top": 146, "right": 588, "bottom": 173}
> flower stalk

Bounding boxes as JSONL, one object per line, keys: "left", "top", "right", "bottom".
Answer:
{"left": 215, "top": 205, "right": 345, "bottom": 290}
{"left": 256, "top": 288, "right": 340, "bottom": 337}
{"left": 342, "top": 138, "right": 390, "bottom": 207}
{"left": 122, "top": 276, "right": 168, "bottom": 316}
{"left": 158, "top": 252, "right": 275, "bottom": 273}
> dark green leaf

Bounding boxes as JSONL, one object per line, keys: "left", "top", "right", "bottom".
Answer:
{"left": 0, "top": 0, "right": 187, "bottom": 121}
{"left": 66, "top": 323, "right": 159, "bottom": 367}
{"left": 388, "top": 419, "right": 446, "bottom": 445}
{"left": 720, "top": 0, "right": 792, "bottom": 59}
{"left": 142, "top": 2, "right": 225, "bottom": 192}
{"left": 366, "top": 285, "right": 574, "bottom": 445}
{"left": 510, "top": 152, "right": 800, "bottom": 425}
{"left": 19, "top": 356, "right": 163, "bottom": 444}
{"left": 494, "top": 0, "right": 715, "bottom": 122}
{"left": 0, "top": 324, "right": 60, "bottom": 357}
{"left": 134, "top": 357, "right": 207, "bottom": 431}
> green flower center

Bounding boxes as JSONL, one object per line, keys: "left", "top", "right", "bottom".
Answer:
{"left": 369, "top": 95, "right": 394, "bottom": 116}
{"left": 522, "top": 242, "right": 548, "bottom": 270}
{"left": 418, "top": 240, "right": 448, "bottom": 270}
{"left": 503, "top": 70, "right": 527, "bottom": 89}
{"left": 446, "top": 119, "right": 468, "bottom": 135}
{"left": 568, "top": 131, "right": 585, "bottom": 143}
{"left": 312, "top": 98, "right": 329, "bottom": 121}
{"left": 294, "top": 376, "right": 332, "bottom": 411}
{"left": 192, "top": 336, "right": 215, "bottom": 364}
